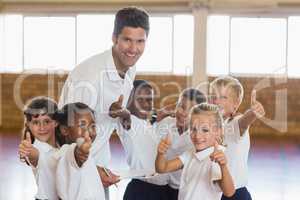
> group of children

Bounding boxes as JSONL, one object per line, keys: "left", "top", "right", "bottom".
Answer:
{"left": 18, "top": 75, "right": 265, "bottom": 200}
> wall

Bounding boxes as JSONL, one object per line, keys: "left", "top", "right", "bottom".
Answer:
{"left": 0, "top": 73, "right": 296, "bottom": 137}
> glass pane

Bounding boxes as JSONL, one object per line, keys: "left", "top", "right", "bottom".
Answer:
{"left": 206, "top": 15, "right": 230, "bottom": 75}
{"left": 173, "top": 15, "right": 194, "bottom": 75}
{"left": 0, "top": 15, "right": 23, "bottom": 72}
{"left": 77, "top": 14, "right": 114, "bottom": 64}
{"left": 230, "top": 17, "right": 287, "bottom": 74}
{"left": 288, "top": 16, "right": 300, "bottom": 77}
{"left": 136, "top": 16, "right": 172, "bottom": 73}
{"left": 24, "top": 16, "right": 76, "bottom": 71}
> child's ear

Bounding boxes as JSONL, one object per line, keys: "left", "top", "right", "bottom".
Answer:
{"left": 59, "top": 125, "right": 69, "bottom": 136}
{"left": 54, "top": 121, "right": 58, "bottom": 128}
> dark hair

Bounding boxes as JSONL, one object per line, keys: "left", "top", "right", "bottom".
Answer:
{"left": 56, "top": 102, "right": 95, "bottom": 146}
{"left": 180, "top": 88, "right": 207, "bottom": 104}
{"left": 113, "top": 7, "right": 150, "bottom": 37}
{"left": 22, "top": 96, "right": 58, "bottom": 144}
{"left": 133, "top": 79, "right": 152, "bottom": 91}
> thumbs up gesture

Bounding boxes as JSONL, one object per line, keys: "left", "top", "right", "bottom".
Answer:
{"left": 157, "top": 133, "right": 172, "bottom": 155}
{"left": 210, "top": 142, "right": 227, "bottom": 166}
{"left": 109, "top": 95, "right": 124, "bottom": 118}
{"left": 250, "top": 90, "right": 265, "bottom": 119}
{"left": 18, "top": 131, "right": 39, "bottom": 167}
{"left": 75, "top": 132, "right": 92, "bottom": 167}
{"left": 109, "top": 95, "right": 131, "bottom": 130}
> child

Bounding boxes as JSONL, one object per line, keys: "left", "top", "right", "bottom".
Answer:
{"left": 155, "top": 88, "right": 206, "bottom": 199}
{"left": 155, "top": 103, "right": 235, "bottom": 200}
{"left": 18, "top": 96, "right": 61, "bottom": 200}
{"left": 55, "top": 102, "right": 105, "bottom": 200}
{"left": 117, "top": 80, "right": 170, "bottom": 200}
{"left": 209, "top": 76, "right": 265, "bottom": 200}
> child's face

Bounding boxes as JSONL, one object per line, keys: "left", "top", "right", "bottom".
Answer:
{"left": 210, "top": 86, "right": 240, "bottom": 118}
{"left": 66, "top": 112, "right": 97, "bottom": 144}
{"left": 133, "top": 87, "right": 153, "bottom": 119}
{"left": 27, "top": 114, "right": 57, "bottom": 145}
{"left": 190, "top": 113, "right": 221, "bottom": 151}
{"left": 175, "top": 97, "right": 197, "bottom": 131}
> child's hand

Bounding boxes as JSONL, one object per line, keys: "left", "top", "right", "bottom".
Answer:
{"left": 18, "top": 132, "right": 39, "bottom": 166}
{"left": 109, "top": 95, "right": 124, "bottom": 118}
{"left": 251, "top": 90, "right": 265, "bottom": 119}
{"left": 210, "top": 142, "right": 227, "bottom": 166}
{"left": 75, "top": 132, "right": 92, "bottom": 167}
{"left": 157, "top": 133, "right": 172, "bottom": 155}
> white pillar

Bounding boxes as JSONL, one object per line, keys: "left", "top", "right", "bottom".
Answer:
{"left": 192, "top": 5, "right": 208, "bottom": 90}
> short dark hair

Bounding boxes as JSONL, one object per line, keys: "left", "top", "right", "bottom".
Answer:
{"left": 180, "top": 88, "right": 207, "bottom": 104}
{"left": 55, "top": 102, "right": 95, "bottom": 146}
{"left": 133, "top": 79, "right": 152, "bottom": 91}
{"left": 113, "top": 7, "right": 150, "bottom": 37}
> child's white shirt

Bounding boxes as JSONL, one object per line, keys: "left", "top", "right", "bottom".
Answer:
{"left": 32, "top": 139, "right": 60, "bottom": 200}
{"left": 156, "top": 117, "right": 193, "bottom": 189}
{"left": 117, "top": 115, "right": 169, "bottom": 185}
{"left": 224, "top": 114, "right": 250, "bottom": 189}
{"left": 55, "top": 143, "right": 105, "bottom": 200}
{"left": 178, "top": 147, "right": 224, "bottom": 200}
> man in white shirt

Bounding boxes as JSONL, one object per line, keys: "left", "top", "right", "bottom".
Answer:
{"left": 58, "top": 7, "right": 150, "bottom": 195}
{"left": 156, "top": 88, "right": 206, "bottom": 199}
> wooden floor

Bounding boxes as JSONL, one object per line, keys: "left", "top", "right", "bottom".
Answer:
{"left": 0, "top": 134, "right": 299, "bottom": 200}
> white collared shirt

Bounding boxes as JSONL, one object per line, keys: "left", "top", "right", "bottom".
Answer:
{"left": 117, "top": 115, "right": 168, "bottom": 185}
{"left": 55, "top": 143, "right": 105, "bottom": 200}
{"left": 156, "top": 117, "right": 194, "bottom": 189}
{"left": 178, "top": 147, "right": 223, "bottom": 200}
{"left": 58, "top": 48, "right": 136, "bottom": 167}
{"left": 32, "top": 139, "right": 60, "bottom": 200}
{"left": 224, "top": 114, "right": 250, "bottom": 189}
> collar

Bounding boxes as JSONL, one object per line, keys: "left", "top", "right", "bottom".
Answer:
{"left": 33, "top": 139, "right": 54, "bottom": 153}
{"left": 194, "top": 145, "right": 226, "bottom": 161}
{"left": 105, "top": 48, "right": 135, "bottom": 82}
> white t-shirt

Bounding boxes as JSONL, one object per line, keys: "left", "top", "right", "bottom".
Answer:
{"left": 156, "top": 117, "right": 194, "bottom": 189}
{"left": 32, "top": 139, "right": 60, "bottom": 200}
{"left": 58, "top": 48, "right": 136, "bottom": 167}
{"left": 178, "top": 147, "right": 223, "bottom": 200}
{"left": 223, "top": 115, "right": 250, "bottom": 189}
{"left": 55, "top": 143, "right": 105, "bottom": 200}
{"left": 117, "top": 115, "right": 168, "bottom": 185}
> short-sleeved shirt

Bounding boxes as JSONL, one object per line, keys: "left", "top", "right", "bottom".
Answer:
{"left": 58, "top": 48, "right": 136, "bottom": 167}
{"left": 32, "top": 140, "right": 60, "bottom": 200}
{"left": 224, "top": 114, "right": 250, "bottom": 189}
{"left": 156, "top": 117, "right": 194, "bottom": 189}
{"left": 178, "top": 147, "right": 224, "bottom": 200}
{"left": 117, "top": 115, "right": 168, "bottom": 185}
{"left": 55, "top": 143, "right": 105, "bottom": 200}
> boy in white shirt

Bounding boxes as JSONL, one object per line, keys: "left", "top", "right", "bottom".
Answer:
{"left": 155, "top": 103, "right": 235, "bottom": 200}
{"left": 55, "top": 102, "right": 105, "bottom": 200}
{"left": 117, "top": 80, "right": 170, "bottom": 200}
{"left": 209, "top": 76, "right": 265, "bottom": 200}
{"left": 155, "top": 88, "right": 206, "bottom": 199}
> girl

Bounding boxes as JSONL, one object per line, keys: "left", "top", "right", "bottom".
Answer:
{"left": 209, "top": 76, "right": 265, "bottom": 200}
{"left": 55, "top": 102, "right": 105, "bottom": 200}
{"left": 155, "top": 103, "right": 235, "bottom": 200}
{"left": 18, "top": 96, "right": 60, "bottom": 200}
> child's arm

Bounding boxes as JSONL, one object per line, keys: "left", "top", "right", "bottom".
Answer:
{"left": 155, "top": 134, "right": 183, "bottom": 173}
{"left": 18, "top": 132, "right": 39, "bottom": 167}
{"left": 74, "top": 132, "right": 92, "bottom": 167}
{"left": 238, "top": 90, "right": 265, "bottom": 136}
{"left": 155, "top": 103, "right": 176, "bottom": 123}
{"left": 210, "top": 143, "right": 235, "bottom": 197}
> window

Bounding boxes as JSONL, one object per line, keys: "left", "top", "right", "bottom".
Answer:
{"left": 288, "top": 16, "right": 300, "bottom": 77}
{"left": 0, "top": 13, "right": 194, "bottom": 75}
{"left": 24, "top": 16, "right": 76, "bottom": 71}
{"left": 0, "top": 15, "right": 23, "bottom": 72}
{"left": 207, "top": 15, "right": 289, "bottom": 76}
